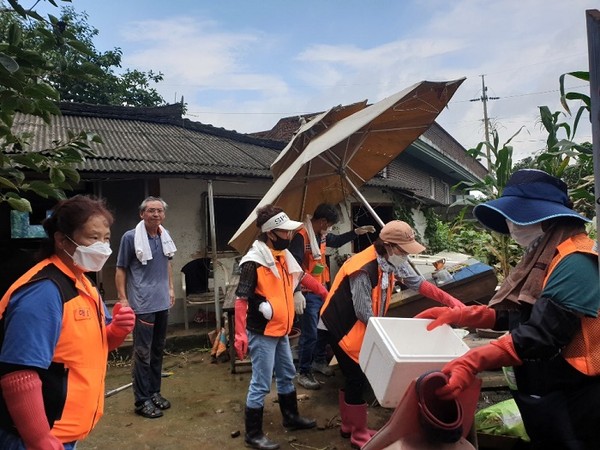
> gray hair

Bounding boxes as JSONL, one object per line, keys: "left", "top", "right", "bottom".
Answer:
{"left": 139, "top": 196, "right": 168, "bottom": 213}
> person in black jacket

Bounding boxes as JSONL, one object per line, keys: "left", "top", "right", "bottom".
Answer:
{"left": 289, "top": 203, "right": 375, "bottom": 389}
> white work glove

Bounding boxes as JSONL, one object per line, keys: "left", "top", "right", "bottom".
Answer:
{"left": 294, "top": 291, "right": 306, "bottom": 315}
{"left": 355, "top": 225, "right": 376, "bottom": 235}
{"left": 258, "top": 301, "right": 273, "bottom": 320}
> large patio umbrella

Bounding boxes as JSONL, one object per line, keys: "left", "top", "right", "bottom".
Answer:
{"left": 270, "top": 100, "right": 368, "bottom": 179}
{"left": 228, "top": 78, "right": 465, "bottom": 254}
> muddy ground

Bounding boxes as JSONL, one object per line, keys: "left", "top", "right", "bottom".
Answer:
{"left": 78, "top": 348, "right": 392, "bottom": 450}
{"left": 77, "top": 330, "right": 515, "bottom": 450}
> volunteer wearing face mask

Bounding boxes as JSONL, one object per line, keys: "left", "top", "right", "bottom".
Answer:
{"left": 115, "top": 197, "right": 176, "bottom": 419}
{"left": 417, "top": 169, "right": 600, "bottom": 449}
{"left": 289, "top": 203, "right": 376, "bottom": 390}
{"left": 319, "top": 220, "right": 464, "bottom": 449}
{"left": 0, "top": 195, "right": 135, "bottom": 450}
{"left": 234, "top": 204, "right": 323, "bottom": 450}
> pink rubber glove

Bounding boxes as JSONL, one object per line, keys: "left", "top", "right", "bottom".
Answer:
{"left": 234, "top": 298, "right": 249, "bottom": 360}
{"left": 416, "top": 305, "right": 496, "bottom": 331}
{"left": 1, "top": 370, "right": 64, "bottom": 450}
{"left": 107, "top": 302, "right": 136, "bottom": 351}
{"left": 300, "top": 273, "right": 329, "bottom": 300}
{"left": 419, "top": 280, "right": 465, "bottom": 309}
{"left": 437, "top": 335, "right": 521, "bottom": 400}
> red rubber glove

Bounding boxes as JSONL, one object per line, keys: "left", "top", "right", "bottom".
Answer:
{"left": 234, "top": 298, "right": 249, "bottom": 360}
{"left": 419, "top": 280, "right": 466, "bottom": 309}
{"left": 300, "top": 273, "right": 329, "bottom": 301}
{"left": 437, "top": 334, "right": 521, "bottom": 400}
{"left": 106, "top": 302, "right": 136, "bottom": 351}
{"left": 416, "top": 305, "right": 496, "bottom": 331}
{"left": 0, "top": 370, "right": 64, "bottom": 450}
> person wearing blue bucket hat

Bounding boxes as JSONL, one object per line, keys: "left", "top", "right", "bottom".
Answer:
{"left": 417, "top": 169, "right": 600, "bottom": 449}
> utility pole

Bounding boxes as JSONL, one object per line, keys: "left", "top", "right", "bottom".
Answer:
{"left": 470, "top": 75, "right": 499, "bottom": 171}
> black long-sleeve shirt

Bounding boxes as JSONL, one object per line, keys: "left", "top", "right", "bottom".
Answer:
{"left": 289, "top": 229, "right": 357, "bottom": 266}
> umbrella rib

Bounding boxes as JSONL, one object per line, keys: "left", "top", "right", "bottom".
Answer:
{"left": 392, "top": 94, "right": 444, "bottom": 114}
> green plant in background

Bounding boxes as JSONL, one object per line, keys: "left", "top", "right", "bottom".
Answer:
{"left": 423, "top": 208, "right": 446, "bottom": 254}
{"left": 391, "top": 196, "right": 415, "bottom": 227}
{"left": 453, "top": 128, "right": 524, "bottom": 279}
{"left": 516, "top": 72, "right": 594, "bottom": 219}
{"left": 449, "top": 70, "right": 595, "bottom": 280}
{"left": 0, "top": 0, "right": 102, "bottom": 211}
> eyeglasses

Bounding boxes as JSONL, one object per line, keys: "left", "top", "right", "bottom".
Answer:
{"left": 145, "top": 208, "right": 165, "bottom": 214}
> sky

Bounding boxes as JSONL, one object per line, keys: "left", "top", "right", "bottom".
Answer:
{"left": 35, "top": 0, "right": 598, "bottom": 161}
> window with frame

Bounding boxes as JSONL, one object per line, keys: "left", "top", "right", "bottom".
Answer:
{"left": 205, "top": 196, "right": 260, "bottom": 252}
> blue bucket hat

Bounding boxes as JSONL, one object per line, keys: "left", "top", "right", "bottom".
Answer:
{"left": 473, "top": 169, "right": 591, "bottom": 234}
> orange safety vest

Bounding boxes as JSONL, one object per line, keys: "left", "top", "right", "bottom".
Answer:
{"left": 543, "top": 233, "right": 600, "bottom": 376}
{"left": 251, "top": 257, "right": 296, "bottom": 337}
{"left": 297, "top": 228, "right": 330, "bottom": 285}
{"left": 0, "top": 255, "right": 108, "bottom": 443}
{"left": 321, "top": 246, "right": 393, "bottom": 363}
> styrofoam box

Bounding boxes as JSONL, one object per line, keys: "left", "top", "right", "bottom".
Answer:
{"left": 359, "top": 317, "right": 470, "bottom": 408}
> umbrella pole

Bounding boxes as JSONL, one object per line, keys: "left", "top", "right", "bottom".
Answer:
{"left": 345, "top": 177, "right": 385, "bottom": 227}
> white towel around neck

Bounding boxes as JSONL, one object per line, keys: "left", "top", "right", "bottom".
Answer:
{"left": 304, "top": 215, "right": 322, "bottom": 259}
{"left": 134, "top": 220, "right": 177, "bottom": 265}
{"left": 240, "top": 240, "right": 303, "bottom": 287}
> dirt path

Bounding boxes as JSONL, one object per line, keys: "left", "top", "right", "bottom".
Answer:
{"left": 78, "top": 350, "right": 392, "bottom": 450}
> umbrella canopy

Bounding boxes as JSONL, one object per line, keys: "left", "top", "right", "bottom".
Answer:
{"left": 229, "top": 78, "right": 465, "bottom": 254}
{"left": 270, "top": 100, "right": 368, "bottom": 179}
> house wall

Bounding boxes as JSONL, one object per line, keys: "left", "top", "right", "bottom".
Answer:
{"left": 159, "top": 178, "right": 424, "bottom": 325}
{"left": 159, "top": 177, "right": 272, "bottom": 324}
{"left": 0, "top": 175, "right": 431, "bottom": 327}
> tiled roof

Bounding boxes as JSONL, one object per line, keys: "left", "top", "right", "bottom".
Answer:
{"left": 13, "top": 102, "right": 285, "bottom": 178}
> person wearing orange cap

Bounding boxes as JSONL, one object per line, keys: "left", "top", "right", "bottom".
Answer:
{"left": 319, "top": 220, "right": 464, "bottom": 449}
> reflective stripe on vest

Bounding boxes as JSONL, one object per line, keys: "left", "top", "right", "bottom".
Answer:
{"left": 543, "top": 234, "right": 600, "bottom": 375}
{"left": 0, "top": 255, "right": 108, "bottom": 442}
{"left": 254, "top": 258, "right": 295, "bottom": 337}
{"left": 298, "top": 228, "right": 330, "bottom": 285}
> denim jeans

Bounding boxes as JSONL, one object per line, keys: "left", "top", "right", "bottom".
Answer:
{"left": 0, "top": 428, "right": 76, "bottom": 449}
{"left": 246, "top": 330, "right": 296, "bottom": 409}
{"left": 297, "top": 292, "right": 326, "bottom": 374}
{"left": 132, "top": 309, "right": 169, "bottom": 405}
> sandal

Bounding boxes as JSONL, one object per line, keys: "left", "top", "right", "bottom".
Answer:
{"left": 151, "top": 392, "right": 171, "bottom": 410}
{"left": 135, "top": 399, "right": 163, "bottom": 418}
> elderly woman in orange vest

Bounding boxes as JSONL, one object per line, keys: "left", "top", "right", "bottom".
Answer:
{"left": 0, "top": 195, "right": 135, "bottom": 450}
{"left": 418, "top": 169, "right": 600, "bottom": 449}
{"left": 234, "top": 204, "right": 327, "bottom": 450}
{"left": 319, "top": 220, "right": 464, "bottom": 449}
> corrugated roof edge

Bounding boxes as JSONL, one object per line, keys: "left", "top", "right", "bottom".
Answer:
{"left": 58, "top": 102, "right": 286, "bottom": 151}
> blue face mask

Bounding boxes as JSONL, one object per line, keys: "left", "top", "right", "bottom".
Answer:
{"left": 387, "top": 253, "right": 407, "bottom": 268}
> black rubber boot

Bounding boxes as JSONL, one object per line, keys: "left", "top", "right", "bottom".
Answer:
{"left": 278, "top": 390, "right": 317, "bottom": 430}
{"left": 244, "top": 406, "right": 280, "bottom": 450}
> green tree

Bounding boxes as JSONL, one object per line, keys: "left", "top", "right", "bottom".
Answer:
{"left": 0, "top": 3, "right": 165, "bottom": 107}
{"left": 0, "top": 0, "right": 101, "bottom": 211}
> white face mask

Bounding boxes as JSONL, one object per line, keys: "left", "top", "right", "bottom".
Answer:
{"left": 506, "top": 221, "right": 544, "bottom": 248}
{"left": 66, "top": 237, "right": 112, "bottom": 272}
{"left": 387, "top": 253, "right": 408, "bottom": 268}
